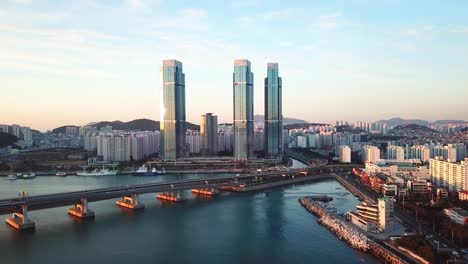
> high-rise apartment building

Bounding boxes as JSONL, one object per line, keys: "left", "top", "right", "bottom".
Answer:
{"left": 233, "top": 59, "right": 254, "bottom": 160}
{"left": 387, "top": 145, "right": 405, "bottom": 161}
{"left": 160, "top": 59, "right": 186, "bottom": 160}
{"left": 339, "top": 145, "right": 351, "bottom": 163}
{"left": 430, "top": 158, "right": 468, "bottom": 192}
{"left": 264, "top": 63, "right": 283, "bottom": 160}
{"left": 363, "top": 145, "right": 381, "bottom": 163}
{"left": 200, "top": 113, "right": 218, "bottom": 156}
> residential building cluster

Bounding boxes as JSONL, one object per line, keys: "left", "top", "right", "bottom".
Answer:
{"left": 84, "top": 130, "right": 160, "bottom": 162}
{"left": 0, "top": 124, "right": 33, "bottom": 148}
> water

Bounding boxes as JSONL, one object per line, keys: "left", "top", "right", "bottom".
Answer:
{"left": 0, "top": 160, "right": 378, "bottom": 264}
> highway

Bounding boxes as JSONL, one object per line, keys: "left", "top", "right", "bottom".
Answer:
{"left": 0, "top": 168, "right": 308, "bottom": 216}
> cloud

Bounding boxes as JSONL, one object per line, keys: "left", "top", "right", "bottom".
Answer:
{"left": 314, "top": 12, "right": 343, "bottom": 30}
{"left": 403, "top": 25, "right": 434, "bottom": 36}
{"left": 126, "top": 0, "right": 159, "bottom": 9}
{"left": 447, "top": 25, "right": 468, "bottom": 35}
{"left": 262, "top": 8, "right": 299, "bottom": 21}
{"left": 155, "top": 8, "right": 209, "bottom": 32}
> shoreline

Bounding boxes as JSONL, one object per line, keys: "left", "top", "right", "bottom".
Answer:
{"left": 299, "top": 197, "right": 410, "bottom": 264}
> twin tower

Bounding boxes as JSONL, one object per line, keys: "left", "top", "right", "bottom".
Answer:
{"left": 160, "top": 59, "right": 283, "bottom": 161}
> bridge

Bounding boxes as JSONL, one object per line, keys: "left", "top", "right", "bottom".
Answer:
{"left": 0, "top": 167, "right": 325, "bottom": 230}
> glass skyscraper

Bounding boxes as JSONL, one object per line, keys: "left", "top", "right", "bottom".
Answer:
{"left": 264, "top": 63, "right": 283, "bottom": 159}
{"left": 160, "top": 59, "right": 186, "bottom": 160}
{"left": 233, "top": 59, "right": 254, "bottom": 160}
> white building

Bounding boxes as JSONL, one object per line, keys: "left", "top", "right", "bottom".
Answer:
{"left": 365, "top": 160, "right": 429, "bottom": 179}
{"left": 430, "top": 158, "right": 468, "bottom": 192}
{"left": 95, "top": 131, "right": 160, "bottom": 162}
{"left": 407, "top": 145, "right": 431, "bottom": 163}
{"left": 297, "top": 135, "right": 308, "bottom": 148}
{"left": 387, "top": 145, "right": 405, "bottom": 161}
{"left": 363, "top": 145, "right": 380, "bottom": 163}
{"left": 186, "top": 130, "right": 200, "bottom": 154}
{"left": 339, "top": 145, "right": 351, "bottom": 163}
{"left": 407, "top": 179, "right": 429, "bottom": 194}
{"left": 347, "top": 197, "right": 394, "bottom": 233}
{"left": 65, "top": 126, "right": 79, "bottom": 135}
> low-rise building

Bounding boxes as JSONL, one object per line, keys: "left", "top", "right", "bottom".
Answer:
{"left": 383, "top": 184, "right": 397, "bottom": 197}
{"left": 459, "top": 190, "right": 468, "bottom": 201}
{"left": 443, "top": 208, "right": 468, "bottom": 225}
{"left": 347, "top": 197, "right": 394, "bottom": 233}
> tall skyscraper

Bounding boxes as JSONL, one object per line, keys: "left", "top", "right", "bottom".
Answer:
{"left": 200, "top": 113, "right": 218, "bottom": 156}
{"left": 264, "top": 63, "right": 283, "bottom": 160}
{"left": 233, "top": 59, "right": 254, "bottom": 160}
{"left": 160, "top": 59, "right": 186, "bottom": 160}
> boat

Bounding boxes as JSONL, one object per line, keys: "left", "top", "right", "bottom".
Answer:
{"left": 77, "top": 168, "right": 118, "bottom": 176}
{"left": 132, "top": 165, "right": 164, "bottom": 176}
{"left": 18, "top": 173, "right": 36, "bottom": 179}
{"left": 56, "top": 172, "right": 67, "bottom": 177}
{"left": 4, "top": 174, "right": 17, "bottom": 181}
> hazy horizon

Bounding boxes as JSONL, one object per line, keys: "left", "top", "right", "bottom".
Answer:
{"left": 2, "top": 0, "right": 468, "bottom": 131}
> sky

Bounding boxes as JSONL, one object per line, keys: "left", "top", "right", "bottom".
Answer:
{"left": 1, "top": 0, "right": 468, "bottom": 131}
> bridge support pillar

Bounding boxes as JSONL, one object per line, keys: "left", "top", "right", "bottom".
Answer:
{"left": 116, "top": 194, "right": 144, "bottom": 209}
{"left": 5, "top": 205, "right": 35, "bottom": 230}
{"left": 68, "top": 198, "right": 95, "bottom": 218}
{"left": 192, "top": 188, "right": 218, "bottom": 196}
{"left": 156, "top": 192, "right": 185, "bottom": 202}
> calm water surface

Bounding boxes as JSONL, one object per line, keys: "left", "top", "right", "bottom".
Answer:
{"left": 0, "top": 160, "right": 379, "bottom": 264}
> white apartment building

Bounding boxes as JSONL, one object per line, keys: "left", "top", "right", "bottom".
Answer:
{"left": 387, "top": 145, "right": 405, "bottom": 161}
{"left": 430, "top": 158, "right": 468, "bottom": 192}
{"left": 363, "top": 145, "right": 380, "bottom": 163}
{"left": 339, "top": 145, "right": 351, "bottom": 163}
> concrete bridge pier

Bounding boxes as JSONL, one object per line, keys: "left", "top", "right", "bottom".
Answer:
{"left": 157, "top": 192, "right": 185, "bottom": 202}
{"left": 5, "top": 205, "right": 35, "bottom": 230}
{"left": 116, "top": 194, "right": 144, "bottom": 209}
{"left": 68, "top": 198, "right": 95, "bottom": 218}
{"left": 192, "top": 188, "right": 218, "bottom": 196}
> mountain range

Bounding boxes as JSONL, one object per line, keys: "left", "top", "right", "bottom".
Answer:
{"left": 52, "top": 116, "right": 310, "bottom": 133}
{"left": 378, "top": 118, "right": 467, "bottom": 127}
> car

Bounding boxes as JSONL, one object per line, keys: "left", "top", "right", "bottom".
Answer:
{"left": 442, "top": 243, "right": 447, "bottom": 248}
{"left": 452, "top": 251, "right": 460, "bottom": 257}
{"left": 433, "top": 240, "right": 439, "bottom": 244}
{"left": 462, "top": 249, "right": 468, "bottom": 254}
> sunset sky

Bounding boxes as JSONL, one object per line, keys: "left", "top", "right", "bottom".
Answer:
{"left": 1, "top": 0, "right": 468, "bottom": 131}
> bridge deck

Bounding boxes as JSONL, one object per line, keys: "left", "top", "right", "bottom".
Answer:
{"left": 0, "top": 168, "right": 309, "bottom": 215}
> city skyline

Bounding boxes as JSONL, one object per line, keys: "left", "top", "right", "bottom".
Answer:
{"left": 2, "top": 0, "right": 468, "bottom": 131}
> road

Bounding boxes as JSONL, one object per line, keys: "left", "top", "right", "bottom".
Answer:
{"left": 336, "top": 173, "right": 467, "bottom": 263}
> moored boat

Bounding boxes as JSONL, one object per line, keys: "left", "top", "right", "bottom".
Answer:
{"left": 132, "top": 165, "right": 164, "bottom": 176}
{"left": 56, "top": 172, "right": 67, "bottom": 177}
{"left": 18, "top": 173, "right": 36, "bottom": 179}
{"left": 4, "top": 174, "right": 17, "bottom": 181}
{"left": 77, "top": 168, "right": 118, "bottom": 176}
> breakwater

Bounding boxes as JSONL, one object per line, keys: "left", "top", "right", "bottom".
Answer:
{"left": 299, "top": 197, "right": 410, "bottom": 264}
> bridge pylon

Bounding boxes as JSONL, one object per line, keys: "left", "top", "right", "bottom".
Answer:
{"left": 116, "top": 194, "right": 144, "bottom": 209}
{"left": 156, "top": 192, "right": 185, "bottom": 202}
{"left": 68, "top": 198, "right": 95, "bottom": 218}
{"left": 192, "top": 188, "right": 218, "bottom": 196}
{"left": 5, "top": 205, "right": 35, "bottom": 230}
